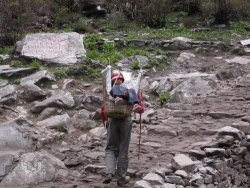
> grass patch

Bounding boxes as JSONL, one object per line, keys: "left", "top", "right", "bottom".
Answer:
{"left": 10, "top": 60, "right": 23, "bottom": 67}
{"left": 56, "top": 124, "right": 67, "bottom": 133}
{"left": 159, "top": 92, "right": 171, "bottom": 104}
{"left": 0, "top": 46, "right": 15, "bottom": 54}
{"left": 131, "top": 60, "right": 140, "bottom": 69}
{"left": 52, "top": 68, "right": 68, "bottom": 79}
{"left": 95, "top": 12, "right": 250, "bottom": 41}
{"left": 84, "top": 33, "right": 161, "bottom": 67}
{"left": 29, "top": 59, "right": 44, "bottom": 69}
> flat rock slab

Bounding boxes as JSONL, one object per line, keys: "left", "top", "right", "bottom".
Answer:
{"left": 0, "top": 118, "right": 33, "bottom": 150}
{"left": 225, "top": 57, "right": 250, "bottom": 65}
{"left": 16, "top": 32, "right": 86, "bottom": 65}
{"left": 0, "top": 67, "right": 37, "bottom": 77}
{"left": 1, "top": 151, "right": 66, "bottom": 186}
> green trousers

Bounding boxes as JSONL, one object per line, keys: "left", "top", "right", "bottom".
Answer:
{"left": 105, "top": 116, "right": 132, "bottom": 180}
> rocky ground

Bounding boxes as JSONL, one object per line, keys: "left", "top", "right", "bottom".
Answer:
{"left": 0, "top": 40, "right": 250, "bottom": 188}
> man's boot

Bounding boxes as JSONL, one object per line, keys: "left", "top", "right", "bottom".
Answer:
{"left": 103, "top": 173, "right": 113, "bottom": 184}
{"left": 117, "top": 176, "right": 130, "bottom": 187}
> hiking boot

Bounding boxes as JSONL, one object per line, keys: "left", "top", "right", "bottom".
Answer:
{"left": 133, "top": 104, "right": 142, "bottom": 113}
{"left": 103, "top": 173, "right": 113, "bottom": 184}
{"left": 117, "top": 176, "right": 130, "bottom": 187}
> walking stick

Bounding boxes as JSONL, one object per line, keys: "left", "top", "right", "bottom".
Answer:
{"left": 138, "top": 112, "right": 142, "bottom": 160}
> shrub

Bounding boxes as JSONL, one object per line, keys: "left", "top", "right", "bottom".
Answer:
{"left": 132, "top": 60, "right": 140, "bottom": 69}
{"left": 53, "top": 68, "right": 68, "bottom": 78}
{"left": 105, "top": 0, "right": 171, "bottom": 28}
{"left": 159, "top": 92, "right": 171, "bottom": 104}
{"left": 200, "top": 0, "right": 250, "bottom": 25}
{"left": 133, "top": 0, "right": 172, "bottom": 28}
{"left": 73, "top": 18, "right": 95, "bottom": 33}
{"left": 30, "top": 59, "right": 43, "bottom": 69}
{"left": 56, "top": 124, "right": 67, "bottom": 132}
{"left": 0, "top": 33, "right": 21, "bottom": 46}
{"left": 0, "top": 46, "right": 15, "bottom": 54}
{"left": 10, "top": 60, "right": 23, "bottom": 67}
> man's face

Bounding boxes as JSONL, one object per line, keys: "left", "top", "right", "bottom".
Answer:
{"left": 114, "top": 78, "right": 123, "bottom": 85}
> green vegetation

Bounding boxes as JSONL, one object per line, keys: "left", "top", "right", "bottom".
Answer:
{"left": 30, "top": 59, "right": 44, "bottom": 69}
{"left": 97, "top": 21, "right": 250, "bottom": 41}
{"left": 0, "top": 46, "right": 15, "bottom": 54}
{"left": 52, "top": 68, "right": 68, "bottom": 79}
{"left": 84, "top": 65, "right": 100, "bottom": 77}
{"left": 56, "top": 124, "right": 67, "bottom": 133}
{"left": 10, "top": 60, "right": 23, "bottom": 67}
{"left": 84, "top": 33, "right": 162, "bottom": 67}
{"left": 131, "top": 60, "right": 140, "bottom": 70}
{"left": 159, "top": 92, "right": 171, "bottom": 104}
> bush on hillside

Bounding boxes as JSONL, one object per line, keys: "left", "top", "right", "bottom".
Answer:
{"left": 0, "top": 0, "right": 53, "bottom": 45}
{"left": 196, "top": 0, "right": 250, "bottom": 25}
{"left": 136, "top": 0, "right": 172, "bottom": 28}
{"left": 105, "top": 0, "right": 171, "bottom": 28}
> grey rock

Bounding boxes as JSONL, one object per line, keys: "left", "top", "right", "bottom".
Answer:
{"left": 19, "top": 82, "right": 46, "bottom": 101}
{"left": 0, "top": 118, "right": 33, "bottom": 150}
{"left": 176, "top": 52, "right": 196, "bottom": 63}
{"left": 218, "top": 126, "right": 244, "bottom": 140}
{"left": 0, "top": 67, "right": 36, "bottom": 77}
{"left": 171, "top": 77, "right": 217, "bottom": 103}
{"left": 165, "top": 175, "right": 183, "bottom": 184}
{"left": 216, "top": 65, "right": 243, "bottom": 80}
{"left": 174, "top": 170, "right": 188, "bottom": 178}
{"left": 143, "top": 172, "right": 165, "bottom": 185}
{"left": 0, "top": 79, "right": 8, "bottom": 87}
{"left": 225, "top": 56, "right": 250, "bottom": 65}
{"left": 31, "top": 90, "right": 75, "bottom": 113}
{"left": 1, "top": 151, "right": 66, "bottom": 185}
{"left": 36, "top": 114, "right": 75, "bottom": 134}
{"left": 171, "top": 154, "right": 195, "bottom": 172}
{"left": 37, "top": 107, "right": 59, "bottom": 121}
{"left": 147, "top": 125, "right": 178, "bottom": 137}
{"left": 134, "top": 180, "right": 153, "bottom": 188}
{"left": 0, "top": 85, "right": 17, "bottom": 104}
{"left": 204, "top": 148, "right": 226, "bottom": 157}
{"left": 188, "top": 150, "right": 206, "bottom": 160}
{"left": 16, "top": 32, "right": 86, "bottom": 65}
{"left": 20, "top": 70, "right": 56, "bottom": 86}
{"left": 156, "top": 78, "right": 172, "bottom": 95}
{"left": 0, "top": 154, "right": 15, "bottom": 178}
{"left": 232, "top": 121, "right": 250, "bottom": 133}
{"left": 84, "top": 164, "right": 105, "bottom": 175}
{"left": 117, "top": 55, "right": 149, "bottom": 70}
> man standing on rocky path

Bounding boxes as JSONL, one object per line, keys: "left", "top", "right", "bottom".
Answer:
{"left": 101, "top": 72, "right": 144, "bottom": 187}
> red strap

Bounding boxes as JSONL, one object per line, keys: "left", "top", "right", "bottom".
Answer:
{"left": 100, "top": 106, "right": 107, "bottom": 126}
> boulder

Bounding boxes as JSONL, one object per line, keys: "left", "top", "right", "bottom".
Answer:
{"left": 16, "top": 32, "right": 86, "bottom": 65}
{"left": 1, "top": 151, "right": 66, "bottom": 185}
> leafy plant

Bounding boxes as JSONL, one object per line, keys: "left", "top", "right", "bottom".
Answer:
{"left": 73, "top": 18, "right": 95, "bottom": 33}
{"left": 159, "top": 92, "right": 171, "bottom": 104}
{"left": 30, "top": 59, "right": 44, "bottom": 69}
{"left": 52, "top": 68, "right": 68, "bottom": 78}
{"left": 132, "top": 60, "right": 140, "bottom": 69}
{"left": 10, "top": 60, "right": 23, "bottom": 67}
{"left": 56, "top": 124, "right": 67, "bottom": 132}
{"left": 0, "top": 46, "right": 15, "bottom": 54}
{"left": 84, "top": 65, "right": 100, "bottom": 77}
{"left": 0, "top": 56, "right": 3, "bottom": 64}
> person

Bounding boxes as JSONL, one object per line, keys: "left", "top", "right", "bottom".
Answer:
{"left": 101, "top": 72, "right": 144, "bottom": 186}
{"left": 109, "top": 72, "right": 142, "bottom": 113}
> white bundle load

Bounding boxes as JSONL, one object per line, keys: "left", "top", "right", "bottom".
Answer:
{"left": 101, "top": 66, "right": 143, "bottom": 118}
{"left": 101, "top": 65, "right": 142, "bottom": 97}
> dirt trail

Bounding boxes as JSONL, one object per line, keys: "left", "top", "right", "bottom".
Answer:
{"left": 28, "top": 51, "right": 250, "bottom": 188}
